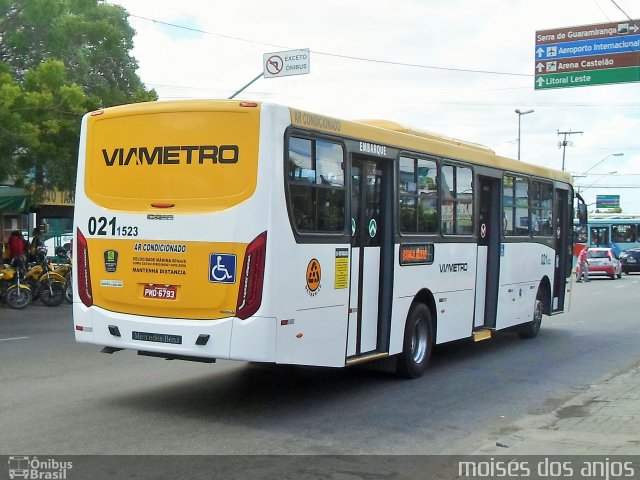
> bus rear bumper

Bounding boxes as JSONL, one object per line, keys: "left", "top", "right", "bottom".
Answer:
{"left": 73, "top": 304, "right": 276, "bottom": 362}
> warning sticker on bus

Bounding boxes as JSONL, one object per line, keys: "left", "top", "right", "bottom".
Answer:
{"left": 143, "top": 284, "right": 177, "bottom": 300}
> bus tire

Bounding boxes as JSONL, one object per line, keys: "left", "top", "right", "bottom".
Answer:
{"left": 396, "top": 303, "right": 433, "bottom": 379}
{"left": 517, "top": 290, "right": 543, "bottom": 339}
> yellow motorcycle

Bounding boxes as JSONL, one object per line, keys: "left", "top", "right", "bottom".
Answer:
{"left": 1, "top": 258, "right": 32, "bottom": 309}
{"left": 54, "top": 246, "right": 72, "bottom": 304}
{"left": 24, "top": 247, "right": 66, "bottom": 307}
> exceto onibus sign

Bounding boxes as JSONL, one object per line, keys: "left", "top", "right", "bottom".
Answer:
{"left": 263, "top": 49, "right": 310, "bottom": 78}
{"left": 534, "top": 20, "right": 640, "bottom": 89}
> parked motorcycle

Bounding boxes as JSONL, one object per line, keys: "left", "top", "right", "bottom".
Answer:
{"left": 1, "top": 258, "right": 32, "bottom": 309}
{"left": 24, "top": 247, "right": 66, "bottom": 307}
{"left": 54, "top": 246, "right": 72, "bottom": 304}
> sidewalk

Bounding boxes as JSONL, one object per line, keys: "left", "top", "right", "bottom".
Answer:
{"left": 474, "top": 361, "right": 640, "bottom": 455}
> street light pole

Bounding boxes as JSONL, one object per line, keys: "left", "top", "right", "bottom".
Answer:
{"left": 515, "top": 109, "right": 534, "bottom": 160}
{"left": 582, "top": 152, "right": 623, "bottom": 176}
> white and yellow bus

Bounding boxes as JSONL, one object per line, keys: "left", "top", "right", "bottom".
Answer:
{"left": 73, "top": 100, "right": 578, "bottom": 378}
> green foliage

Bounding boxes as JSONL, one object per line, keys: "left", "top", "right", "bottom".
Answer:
{"left": 0, "top": 0, "right": 157, "bottom": 194}
{"left": 0, "top": 61, "right": 28, "bottom": 180}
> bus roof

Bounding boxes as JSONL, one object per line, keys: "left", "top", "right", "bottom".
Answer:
{"left": 356, "top": 119, "right": 496, "bottom": 155}
{"left": 288, "top": 105, "right": 572, "bottom": 185}
{"left": 86, "top": 99, "right": 572, "bottom": 185}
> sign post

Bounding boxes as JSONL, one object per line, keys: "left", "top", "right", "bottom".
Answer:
{"left": 228, "top": 48, "right": 311, "bottom": 99}
{"left": 534, "top": 20, "right": 640, "bottom": 90}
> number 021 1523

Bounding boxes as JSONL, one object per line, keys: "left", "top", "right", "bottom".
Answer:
{"left": 143, "top": 284, "right": 177, "bottom": 300}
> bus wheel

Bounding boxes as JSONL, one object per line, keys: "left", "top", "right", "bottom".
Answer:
{"left": 517, "top": 291, "right": 543, "bottom": 339}
{"left": 396, "top": 303, "right": 433, "bottom": 378}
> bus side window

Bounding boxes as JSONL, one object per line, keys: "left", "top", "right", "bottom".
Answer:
{"left": 441, "top": 164, "right": 473, "bottom": 235}
{"left": 500, "top": 174, "right": 529, "bottom": 236}
{"left": 612, "top": 224, "right": 635, "bottom": 243}
{"left": 287, "top": 136, "right": 345, "bottom": 233}
{"left": 399, "top": 156, "right": 438, "bottom": 234}
{"left": 503, "top": 175, "right": 514, "bottom": 235}
{"left": 531, "top": 180, "right": 553, "bottom": 236}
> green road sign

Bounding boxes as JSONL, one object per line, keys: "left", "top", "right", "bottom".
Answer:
{"left": 535, "top": 66, "right": 640, "bottom": 90}
{"left": 535, "top": 20, "right": 640, "bottom": 89}
{"left": 596, "top": 195, "right": 620, "bottom": 209}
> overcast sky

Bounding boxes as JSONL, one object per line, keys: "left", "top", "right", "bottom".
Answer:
{"left": 109, "top": 0, "right": 639, "bottom": 212}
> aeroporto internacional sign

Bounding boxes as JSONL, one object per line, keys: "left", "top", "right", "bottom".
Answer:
{"left": 534, "top": 20, "right": 640, "bottom": 90}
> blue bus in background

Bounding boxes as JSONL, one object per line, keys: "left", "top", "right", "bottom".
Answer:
{"left": 574, "top": 214, "right": 640, "bottom": 254}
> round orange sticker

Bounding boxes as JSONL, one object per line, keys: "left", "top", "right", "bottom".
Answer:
{"left": 306, "top": 259, "right": 321, "bottom": 292}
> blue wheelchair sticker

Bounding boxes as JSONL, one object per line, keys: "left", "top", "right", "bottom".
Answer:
{"left": 209, "top": 253, "right": 237, "bottom": 284}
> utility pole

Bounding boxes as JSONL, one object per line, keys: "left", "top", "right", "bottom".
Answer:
{"left": 557, "top": 130, "right": 583, "bottom": 171}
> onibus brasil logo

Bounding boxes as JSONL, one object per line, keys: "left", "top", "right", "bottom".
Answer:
{"left": 8, "top": 456, "right": 73, "bottom": 479}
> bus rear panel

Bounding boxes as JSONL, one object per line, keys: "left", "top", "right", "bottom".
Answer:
{"left": 73, "top": 100, "right": 278, "bottom": 363}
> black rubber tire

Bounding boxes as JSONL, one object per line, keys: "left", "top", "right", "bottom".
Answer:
{"left": 40, "top": 281, "right": 65, "bottom": 307}
{"left": 396, "top": 303, "right": 433, "bottom": 378}
{"left": 64, "top": 277, "right": 73, "bottom": 304}
{"left": 25, "top": 279, "right": 40, "bottom": 300}
{"left": 517, "top": 291, "right": 543, "bottom": 339}
{"left": 6, "top": 287, "right": 32, "bottom": 310}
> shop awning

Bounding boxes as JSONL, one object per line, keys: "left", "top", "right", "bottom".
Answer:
{"left": 0, "top": 186, "right": 30, "bottom": 211}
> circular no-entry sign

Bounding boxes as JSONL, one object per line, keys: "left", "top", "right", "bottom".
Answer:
{"left": 266, "top": 55, "right": 283, "bottom": 75}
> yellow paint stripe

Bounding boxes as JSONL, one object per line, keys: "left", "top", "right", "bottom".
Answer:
{"left": 346, "top": 352, "right": 389, "bottom": 365}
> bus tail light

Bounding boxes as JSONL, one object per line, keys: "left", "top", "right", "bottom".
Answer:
{"left": 236, "top": 231, "right": 267, "bottom": 320}
{"left": 76, "top": 228, "right": 93, "bottom": 307}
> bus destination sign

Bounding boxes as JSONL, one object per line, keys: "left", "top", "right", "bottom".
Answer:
{"left": 399, "top": 243, "right": 434, "bottom": 266}
{"left": 534, "top": 20, "right": 640, "bottom": 90}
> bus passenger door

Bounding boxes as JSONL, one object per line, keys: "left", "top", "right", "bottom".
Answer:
{"left": 475, "top": 175, "right": 501, "bottom": 329}
{"left": 553, "top": 188, "right": 570, "bottom": 312}
{"left": 347, "top": 156, "right": 393, "bottom": 359}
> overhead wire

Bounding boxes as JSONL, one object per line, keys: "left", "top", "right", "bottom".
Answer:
{"left": 128, "top": 14, "right": 531, "bottom": 78}
{"left": 609, "top": 0, "right": 634, "bottom": 20}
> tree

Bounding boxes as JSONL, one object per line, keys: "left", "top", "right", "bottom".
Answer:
{"left": 0, "top": 61, "right": 26, "bottom": 181}
{"left": 0, "top": 0, "right": 157, "bottom": 193}
{"left": 18, "top": 60, "right": 88, "bottom": 195}
{"left": 1, "top": 0, "right": 156, "bottom": 108}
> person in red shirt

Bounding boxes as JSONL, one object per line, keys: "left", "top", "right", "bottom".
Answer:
{"left": 7, "top": 230, "right": 26, "bottom": 263}
{"left": 576, "top": 247, "right": 590, "bottom": 283}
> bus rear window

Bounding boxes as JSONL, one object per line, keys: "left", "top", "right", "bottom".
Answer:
{"left": 85, "top": 108, "right": 260, "bottom": 212}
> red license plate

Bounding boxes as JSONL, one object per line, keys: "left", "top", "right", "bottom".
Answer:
{"left": 143, "top": 284, "right": 177, "bottom": 300}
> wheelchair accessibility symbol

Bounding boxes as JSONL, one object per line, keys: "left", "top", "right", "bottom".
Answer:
{"left": 209, "top": 253, "right": 237, "bottom": 284}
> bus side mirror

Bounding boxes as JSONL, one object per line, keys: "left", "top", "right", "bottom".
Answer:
{"left": 577, "top": 203, "right": 587, "bottom": 225}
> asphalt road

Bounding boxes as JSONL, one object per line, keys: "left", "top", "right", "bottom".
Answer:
{"left": 1, "top": 274, "right": 639, "bottom": 456}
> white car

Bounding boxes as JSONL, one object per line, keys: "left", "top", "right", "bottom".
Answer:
{"left": 587, "top": 247, "right": 622, "bottom": 279}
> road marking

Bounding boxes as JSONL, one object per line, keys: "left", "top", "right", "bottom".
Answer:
{"left": 0, "top": 336, "right": 29, "bottom": 342}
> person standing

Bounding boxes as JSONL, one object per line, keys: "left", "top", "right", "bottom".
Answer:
{"left": 576, "top": 247, "right": 590, "bottom": 283}
{"left": 28, "top": 227, "right": 44, "bottom": 262}
{"left": 8, "top": 230, "right": 27, "bottom": 263}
